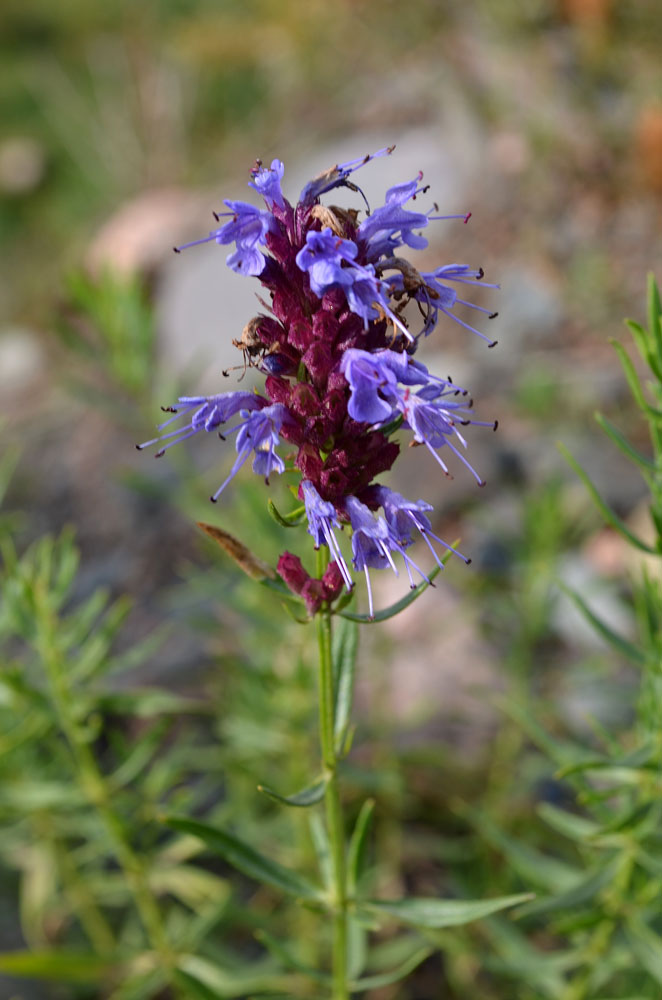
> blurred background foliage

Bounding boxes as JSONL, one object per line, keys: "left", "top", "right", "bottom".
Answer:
{"left": 1, "top": 0, "right": 662, "bottom": 997}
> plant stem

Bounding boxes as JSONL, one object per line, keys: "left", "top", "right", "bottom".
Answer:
{"left": 316, "top": 552, "right": 348, "bottom": 1000}
{"left": 38, "top": 621, "right": 176, "bottom": 978}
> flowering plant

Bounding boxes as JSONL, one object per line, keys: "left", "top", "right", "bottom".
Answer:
{"left": 141, "top": 147, "right": 527, "bottom": 999}
{"left": 140, "top": 147, "right": 499, "bottom": 618}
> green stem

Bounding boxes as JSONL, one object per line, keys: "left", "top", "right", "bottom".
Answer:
{"left": 38, "top": 623, "right": 176, "bottom": 977}
{"left": 316, "top": 551, "right": 348, "bottom": 1000}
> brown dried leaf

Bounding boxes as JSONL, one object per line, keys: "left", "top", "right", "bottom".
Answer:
{"left": 197, "top": 522, "right": 277, "bottom": 580}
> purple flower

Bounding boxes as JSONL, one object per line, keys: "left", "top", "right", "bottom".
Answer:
{"left": 414, "top": 265, "right": 500, "bottom": 344}
{"left": 249, "top": 158, "right": 285, "bottom": 209}
{"left": 399, "top": 387, "right": 489, "bottom": 485}
{"left": 372, "top": 485, "right": 469, "bottom": 569}
{"left": 212, "top": 403, "right": 289, "bottom": 501}
{"left": 339, "top": 348, "right": 428, "bottom": 423}
{"left": 344, "top": 496, "right": 430, "bottom": 618}
{"left": 358, "top": 175, "right": 430, "bottom": 259}
{"left": 136, "top": 391, "right": 266, "bottom": 456}
{"left": 301, "top": 481, "right": 353, "bottom": 589}
{"left": 176, "top": 201, "right": 275, "bottom": 275}
{"left": 295, "top": 229, "right": 359, "bottom": 296}
{"left": 299, "top": 146, "right": 395, "bottom": 205}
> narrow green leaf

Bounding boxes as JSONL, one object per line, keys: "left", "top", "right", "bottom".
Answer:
{"left": 558, "top": 442, "right": 657, "bottom": 553}
{"left": 462, "top": 805, "right": 581, "bottom": 893}
{"left": 557, "top": 582, "right": 644, "bottom": 665}
{"left": 308, "top": 813, "right": 332, "bottom": 890}
{"left": 97, "top": 689, "right": 209, "bottom": 718}
{"left": 538, "top": 803, "right": 602, "bottom": 841}
{"left": 595, "top": 412, "right": 655, "bottom": 472}
{"left": 258, "top": 576, "right": 305, "bottom": 605}
{"left": 347, "top": 916, "right": 368, "bottom": 980}
{"left": 348, "top": 799, "right": 375, "bottom": 897}
{"left": 258, "top": 777, "right": 327, "bottom": 807}
{"left": 517, "top": 859, "right": 619, "bottom": 918}
{"left": 483, "top": 918, "right": 571, "bottom": 999}
{"left": 332, "top": 616, "right": 358, "bottom": 752}
{"left": 366, "top": 892, "right": 532, "bottom": 929}
{"left": 626, "top": 319, "right": 660, "bottom": 377}
{"left": 339, "top": 561, "right": 445, "bottom": 623}
{"left": 0, "top": 951, "right": 113, "bottom": 983}
{"left": 556, "top": 742, "right": 655, "bottom": 779}
{"left": 625, "top": 917, "right": 662, "bottom": 987}
{"left": 647, "top": 272, "right": 662, "bottom": 362}
{"left": 107, "top": 967, "right": 167, "bottom": 1000}
{"left": 173, "top": 970, "right": 222, "bottom": 1000}
{"left": 351, "top": 946, "right": 433, "bottom": 991}
{"left": 267, "top": 498, "right": 305, "bottom": 527}
{"left": 165, "top": 817, "right": 322, "bottom": 900}
{"left": 176, "top": 955, "right": 295, "bottom": 997}
{"left": 610, "top": 338, "right": 662, "bottom": 420}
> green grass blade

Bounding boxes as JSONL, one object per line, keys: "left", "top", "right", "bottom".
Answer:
{"left": 557, "top": 581, "right": 644, "bottom": 665}
{"left": 558, "top": 442, "right": 657, "bottom": 553}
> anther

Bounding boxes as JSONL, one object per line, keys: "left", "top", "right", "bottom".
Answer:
{"left": 218, "top": 432, "right": 226, "bottom": 441}
{"left": 173, "top": 247, "right": 181, "bottom": 253}
{"left": 212, "top": 211, "right": 219, "bottom": 221}
{"left": 488, "top": 340, "right": 498, "bottom": 349}
{"left": 477, "top": 267, "right": 484, "bottom": 279}
{"left": 210, "top": 496, "right": 217, "bottom": 503}
{"left": 489, "top": 312, "right": 499, "bottom": 320}
{"left": 161, "top": 406, "right": 178, "bottom": 413}
{"left": 464, "top": 212, "right": 472, "bottom": 224}
{"left": 493, "top": 420, "right": 499, "bottom": 431}
{"left": 135, "top": 444, "right": 143, "bottom": 450}
{"left": 155, "top": 449, "right": 165, "bottom": 458}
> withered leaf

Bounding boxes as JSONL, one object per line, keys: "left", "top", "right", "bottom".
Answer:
{"left": 197, "top": 522, "right": 277, "bottom": 581}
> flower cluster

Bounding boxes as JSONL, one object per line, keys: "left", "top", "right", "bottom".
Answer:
{"left": 139, "top": 147, "right": 498, "bottom": 616}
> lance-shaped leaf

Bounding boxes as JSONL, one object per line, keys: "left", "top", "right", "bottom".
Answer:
{"left": 558, "top": 443, "right": 658, "bottom": 553}
{"left": 348, "top": 799, "right": 375, "bottom": 897}
{"left": 197, "top": 521, "right": 277, "bottom": 580}
{"left": 517, "top": 859, "right": 620, "bottom": 918}
{"left": 339, "top": 560, "right": 447, "bottom": 624}
{"left": 365, "top": 892, "right": 532, "bottom": 929}
{"left": 332, "top": 616, "right": 358, "bottom": 751}
{"left": 625, "top": 917, "right": 662, "bottom": 987}
{"left": 610, "top": 338, "right": 662, "bottom": 420}
{"left": 594, "top": 412, "right": 655, "bottom": 472}
{"left": 460, "top": 804, "right": 582, "bottom": 893}
{"left": 257, "top": 777, "right": 327, "bottom": 807}
{"left": 351, "top": 946, "right": 433, "bottom": 991}
{"left": 538, "top": 802, "right": 602, "bottom": 841}
{"left": 556, "top": 581, "right": 644, "bottom": 666}
{"left": 165, "top": 817, "right": 322, "bottom": 901}
{"left": 176, "top": 955, "right": 296, "bottom": 998}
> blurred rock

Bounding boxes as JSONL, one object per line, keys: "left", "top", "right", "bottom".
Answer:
{"left": 489, "top": 130, "right": 531, "bottom": 176}
{"left": 87, "top": 187, "right": 206, "bottom": 278}
{"left": 0, "top": 327, "right": 45, "bottom": 395}
{"left": 357, "top": 574, "right": 500, "bottom": 750}
{"left": 0, "top": 137, "right": 46, "bottom": 195}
